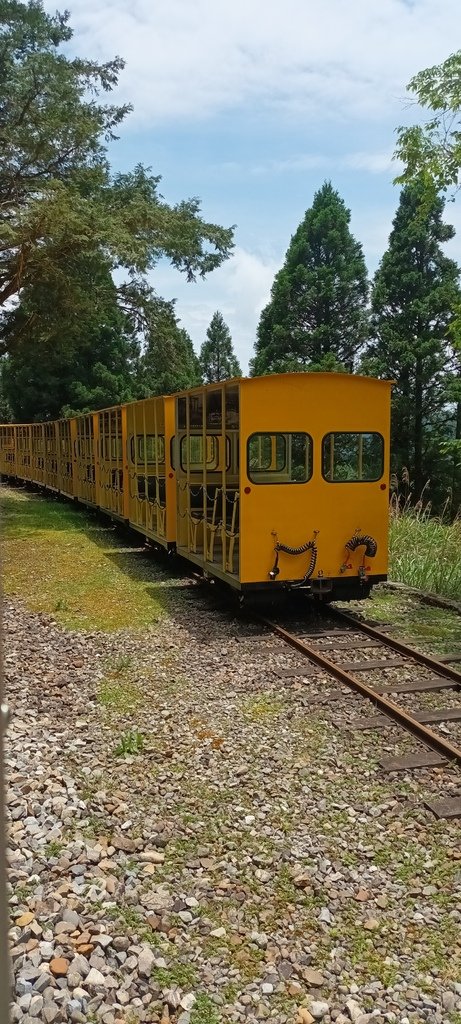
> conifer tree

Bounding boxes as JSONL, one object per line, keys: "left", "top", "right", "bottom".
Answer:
{"left": 365, "top": 182, "right": 460, "bottom": 499}
{"left": 251, "top": 182, "right": 369, "bottom": 375}
{"left": 139, "top": 302, "right": 202, "bottom": 395}
{"left": 1, "top": 248, "right": 139, "bottom": 420}
{"left": 199, "top": 311, "right": 241, "bottom": 383}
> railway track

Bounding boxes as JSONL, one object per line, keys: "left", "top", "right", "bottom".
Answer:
{"left": 258, "top": 605, "right": 461, "bottom": 820}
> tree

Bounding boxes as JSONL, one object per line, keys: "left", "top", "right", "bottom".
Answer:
{"left": 0, "top": 2, "right": 233, "bottom": 345}
{"left": 1, "top": 248, "right": 140, "bottom": 419}
{"left": 138, "top": 301, "right": 202, "bottom": 396}
{"left": 251, "top": 182, "right": 369, "bottom": 376}
{"left": 199, "top": 311, "right": 241, "bottom": 383}
{"left": 364, "top": 183, "right": 460, "bottom": 500}
{"left": 395, "top": 51, "right": 461, "bottom": 193}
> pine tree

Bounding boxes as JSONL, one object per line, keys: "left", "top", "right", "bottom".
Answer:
{"left": 365, "top": 182, "right": 461, "bottom": 500}
{"left": 139, "top": 302, "right": 202, "bottom": 395}
{"left": 199, "top": 311, "right": 241, "bottom": 383}
{"left": 251, "top": 182, "right": 369, "bottom": 376}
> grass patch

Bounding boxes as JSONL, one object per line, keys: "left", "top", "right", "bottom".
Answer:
{"left": 353, "top": 587, "right": 461, "bottom": 656}
{"left": 98, "top": 678, "right": 142, "bottom": 714}
{"left": 243, "top": 694, "right": 284, "bottom": 720}
{"left": 154, "top": 961, "right": 198, "bottom": 989}
{"left": 44, "top": 840, "right": 64, "bottom": 858}
{"left": 389, "top": 498, "right": 461, "bottom": 601}
{"left": 0, "top": 487, "right": 166, "bottom": 631}
{"left": 105, "top": 904, "right": 162, "bottom": 945}
{"left": 190, "top": 995, "right": 220, "bottom": 1024}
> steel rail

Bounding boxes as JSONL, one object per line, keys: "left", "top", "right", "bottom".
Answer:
{"left": 328, "top": 605, "right": 461, "bottom": 684}
{"left": 259, "top": 616, "right": 461, "bottom": 765}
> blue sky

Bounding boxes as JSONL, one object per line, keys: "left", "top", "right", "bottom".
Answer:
{"left": 44, "top": 0, "right": 461, "bottom": 370}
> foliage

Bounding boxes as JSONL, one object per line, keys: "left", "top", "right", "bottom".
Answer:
{"left": 114, "top": 730, "right": 144, "bottom": 757}
{"left": 395, "top": 51, "right": 461, "bottom": 193}
{"left": 389, "top": 495, "right": 461, "bottom": 600}
{"left": 364, "top": 182, "right": 461, "bottom": 503}
{"left": 1, "top": 248, "right": 140, "bottom": 419}
{"left": 0, "top": 1, "right": 233, "bottom": 346}
{"left": 138, "top": 298, "right": 202, "bottom": 395}
{"left": 190, "top": 994, "right": 220, "bottom": 1024}
{"left": 199, "top": 310, "right": 241, "bottom": 382}
{"left": 251, "top": 181, "right": 369, "bottom": 375}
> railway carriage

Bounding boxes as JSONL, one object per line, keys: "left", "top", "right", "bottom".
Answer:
{"left": 0, "top": 372, "right": 392, "bottom": 602}
{"left": 125, "top": 396, "right": 176, "bottom": 548}
{"left": 174, "top": 373, "right": 391, "bottom": 601}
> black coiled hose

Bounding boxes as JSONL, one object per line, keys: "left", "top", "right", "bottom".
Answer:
{"left": 270, "top": 539, "right": 317, "bottom": 586}
{"left": 345, "top": 534, "right": 377, "bottom": 558}
{"left": 276, "top": 540, "right": 315, "bottom": 556}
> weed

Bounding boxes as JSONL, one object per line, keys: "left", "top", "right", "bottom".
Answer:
{"left": 154, "top": 961, "right": 198, "bottom": 988}
{"left": 44, "top": 840, "right": 64, "bottom": 858}
{"left": 389, "top": 497, "right": 461, "bottom": 600}
{"left": 190, "top": 994, "right": 221, "bottom": 1024}
{"left": 12, "top": 884, "right": 34, "bottom": 903}
{"left": 114, "top": 729, "right": 144, "bottom": 757}
{"left": 105, "top": 905, "right": 161, "bottom": 946}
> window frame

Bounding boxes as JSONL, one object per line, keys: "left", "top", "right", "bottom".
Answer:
{"left": 178, "top": 433, "right": 232, "bottom": 473}
{"left": 246, "top": 431, "right": 313, "bottom": 485}
{"left": 321, "top": 430, "right": 385, "bottom": 484}
{"left": 130, "top": 433, "right": 165, "bottom": 465}
{"left": 180, "top": 433, "right": 219, "bottom": 472}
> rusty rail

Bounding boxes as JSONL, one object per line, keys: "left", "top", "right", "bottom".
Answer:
{"left": 259, "top": 615, "right": 461, "bottom": 765}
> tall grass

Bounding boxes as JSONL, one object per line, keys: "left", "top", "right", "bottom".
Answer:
{"left": 389, "top": 495, "right": 461, "bottom": 601}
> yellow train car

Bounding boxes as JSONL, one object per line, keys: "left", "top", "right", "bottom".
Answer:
{"left": 125, "top": 396, "right": 176, "bottom": 549}
{"left": 0, "top": 372, "right": 392, "bottom": 602}
{"left": 174, "top": 373, "right": 391, "bottom": 601}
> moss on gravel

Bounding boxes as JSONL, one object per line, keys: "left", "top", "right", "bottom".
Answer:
{"left": 341, "top": 586, "right": 461, "bottom": 656}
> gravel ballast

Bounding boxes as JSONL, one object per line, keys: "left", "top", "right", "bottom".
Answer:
{"left": 5, "top": 572, "right": 461, "bottom": 1024}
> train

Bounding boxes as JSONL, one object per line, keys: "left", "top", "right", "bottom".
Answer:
{"left": 0, "top": 372, "right": 392, "bottom": 602}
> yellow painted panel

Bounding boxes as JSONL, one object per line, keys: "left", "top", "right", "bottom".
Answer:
{"left": 239, "top": 374, "right": 391, "bottom": 586}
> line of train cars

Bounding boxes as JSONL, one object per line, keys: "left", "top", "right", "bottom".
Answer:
{"left": 0, "top": 373, "right": 392, "bottom": 602}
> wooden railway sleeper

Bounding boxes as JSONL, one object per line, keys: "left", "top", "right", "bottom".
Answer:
{"left": 261, "top": 616, "right": 461, "bottom": 766}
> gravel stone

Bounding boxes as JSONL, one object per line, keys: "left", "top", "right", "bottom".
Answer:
{"left": 4, "top": 537, "right": 461, "bottom": 1024}
{"left": 137, "top": 946, "right": 156, "bottom": 978}
{"left": 310, "top": 1001, "right": 330, "bottom": 1020}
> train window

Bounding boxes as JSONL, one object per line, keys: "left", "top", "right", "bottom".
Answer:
{"left": 247, "top": 433, "right": 312, "bottom": 483}
{"left": 180, "top": 435, "right": 219, "bottom": 471}
{"left": 226, "top": 386, "right": 239, "bottom": 429}
{"left": 189, "top": 394, "right": 203, "bottom": 429}
{"left": 130, "top": 434, "right": 165, "bottom": 464}
{"left": 207, "top": 390, "right": 222, "bottom": 430}
{"left": 137, "top": 475, "right": 167, "bottom": 503}
{"left": 101, "top": 436, "right": 123, "bottom": 460}
{"left": 177, "top": 397, "right": 187, "bottom": 430}
{"left": 322, "top": 432, "right": 384, "bottom": 482}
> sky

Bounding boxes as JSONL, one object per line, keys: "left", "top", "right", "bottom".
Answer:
{"left": 44, "top": 0, "right": 461, "bottom": 371}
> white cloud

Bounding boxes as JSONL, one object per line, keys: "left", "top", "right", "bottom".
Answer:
{"left": 153, "top": 247, "right": 278, "bottom": 371}
{"left": 46, "top": 0, "right": 460, "bottom": 125}
{"left": 342, "top": 151, "right": 398, "bottom": 174}
{"left": 239, "top": 149, "right": 399, "bottom": 176}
